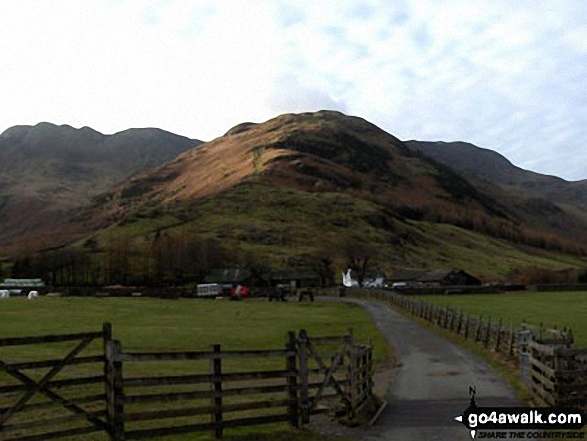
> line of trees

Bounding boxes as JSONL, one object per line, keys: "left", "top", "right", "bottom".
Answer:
{"left": 10, "top": 233, "right": 225, "bottom": 287}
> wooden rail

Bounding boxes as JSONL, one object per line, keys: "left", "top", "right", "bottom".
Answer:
{"left": 0, "top": 325, "right": 110, "bottom": 441}
{"left": 107, "top": 329, "right": 371, "bottom": 440}
{"left": 1, "top": 324, "right": 374, "bottom": 440}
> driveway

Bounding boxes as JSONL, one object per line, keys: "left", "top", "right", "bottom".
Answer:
{"left": 345, "top": 298, "right": 522, "bottom": 440}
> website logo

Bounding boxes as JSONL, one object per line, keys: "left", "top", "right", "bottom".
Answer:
{"left": 454, "top": 387, "right": 585, "bottom": 439}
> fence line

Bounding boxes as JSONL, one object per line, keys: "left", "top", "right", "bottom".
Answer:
{"left": 364, "top": 289, "right": 586, "bottom": 409}
{"left": 0, "top": 325, "right": 374, "bottom": 440}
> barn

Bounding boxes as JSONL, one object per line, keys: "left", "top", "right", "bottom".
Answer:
{"left": 414, "top": 270, "right": 481, "bottom": 287}
{"left": 388, "top": 269, "right": 482, "bottom": 287}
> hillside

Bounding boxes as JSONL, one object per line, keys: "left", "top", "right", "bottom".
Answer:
{"left": 69, "top": 111, "right": 586, "bottom": 280}
{"left": 0, "top": 123, "right": 201, "bottom": 251}
{"left": 406, "top": 140, "right": 587, "bottom": 242}
{"left": 406, "top": 141, "right": 587, "bottom": 199}
{"left": 86, "top": 111, "right": 520, "bottom": 234}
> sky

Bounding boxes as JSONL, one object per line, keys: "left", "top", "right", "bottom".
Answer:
{"left": 1, "top": 1, "right": 586, "bottom": 181}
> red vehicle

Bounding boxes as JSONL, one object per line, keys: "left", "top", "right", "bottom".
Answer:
{"left": 230, "top": 284, "right": 250, "bottom": 299}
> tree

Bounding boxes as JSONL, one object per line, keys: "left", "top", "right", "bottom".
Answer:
{"left": 341, "top": 235, "right": 381, "bottom": 287}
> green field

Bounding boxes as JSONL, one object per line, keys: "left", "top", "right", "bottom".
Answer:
{"left": 421, "top": 291, "right": 587, "bottom": 346}
{"left": 0, "top": 297, "right": 388, "bottom": 440}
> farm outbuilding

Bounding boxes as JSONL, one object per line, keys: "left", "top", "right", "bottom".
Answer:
{"left": 414, "top": 270, "right": 482, "bottom": 287}
{"left": 264, "top": 268, "right": 320, "bottom": 289}
{"left": 388, "top": 269, "right": 481, "bottom": 287}
{"left": 204, "top": 268, "right": 267, "bottom": 295}
{"left": 0, "top": 278, "right": 45, "bottom": 294}
{"left": 205, "top": 268, "right": 255, "bottom": 286}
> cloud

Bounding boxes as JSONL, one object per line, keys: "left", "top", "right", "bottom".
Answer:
{"left": 267, "top": 74, "right": 348, "bottom": 115}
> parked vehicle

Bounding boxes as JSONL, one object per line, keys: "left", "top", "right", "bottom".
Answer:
{"left": 196, "top": 283, "right": 223, "bottom": 298}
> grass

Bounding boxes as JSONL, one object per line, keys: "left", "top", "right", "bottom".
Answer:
{"left": 406, "top": 223, "right": 586, "bottom": 279}
{"left": 87, "top": 182, "right": 587, "bottom": 278}
{"left": 420, "top": 291, "right": 587, "bottom": 346}
{"left": 0, "top": 297, "right": 388, "bottom": 440}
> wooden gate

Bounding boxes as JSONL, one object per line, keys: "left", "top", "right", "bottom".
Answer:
{"left": 296, "top": 329, "right": 373, "bottom": 424}
{"left": 0, "top": 324, "right": 110, "bottom": 441}
{"left": 1, "top": 325, "right": 374, "bottom": 440}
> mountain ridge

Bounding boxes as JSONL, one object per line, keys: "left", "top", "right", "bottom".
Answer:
{"left": 0, "top": 122, "right": 202, "bottom": 250}
{"left": 2, "top": 112, "right": 586, "bottom": 280}
{"left": 407, "top": 140, "right": 587, "bottom": 215}
{"left": 74, "top": 111, "right": 587, "bottom": 273}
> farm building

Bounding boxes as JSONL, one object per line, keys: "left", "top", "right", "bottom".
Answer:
{"left": 388, "top": 270, "right": 481, "bottom": 287}
{"left": 386, "top": 270, "right": 427, "bottom": 285}
{"left": 414, "top": 270, "right": 481, "bottom": 287}
{"left": 204, "top": 268, "right": 268, "bottom": 295}
{"left": 0, "top": 278, "right": 45, "bottom": 292}
{"left": 264, "top": 268, "right": 320, "bottom": 289}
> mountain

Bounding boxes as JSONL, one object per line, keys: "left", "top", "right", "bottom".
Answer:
{"left": 405, "top": 141, "right": 587, "bottom": 201}
{"left": 406, "top": 141, "right": 587, "bottom": 241}
{"left": 91, "top": 110, "right": 511, "bottom": 224}
{"left": 0, "top": 123, "right": 201, "bottom": 250}
{"left": 72, "top": 111, "right": 586, "bottom": 279}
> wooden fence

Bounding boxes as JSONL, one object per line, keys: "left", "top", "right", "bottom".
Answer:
{"left": 367, "top": 290, "right": 587, "bottom": 409}
{"left": 0, "top": 325, "right": 373, "bottom": 440}
{"left": 0, "top": 324, "right": 110, "bottom": 441}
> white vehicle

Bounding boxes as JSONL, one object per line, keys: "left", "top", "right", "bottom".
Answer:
{"left": 364, "top": 277, "right": 384, "bottom": 288}
{"left": 391, "top": 282, "right": 408, "bottom": 290}
{"left": 27, "top": 291, "right": 39, "bottom": 299}
{"left": 196, "top": 283, "right": 223, "bottom": 298}
{"left": 0, "top": 290, "right": 9, "bottom": 298}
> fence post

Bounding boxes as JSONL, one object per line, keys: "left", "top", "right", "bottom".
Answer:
{"left": 286, "top": 332, "right": 299, "bottom": 428}
{"left": 475, "top": 316, "right": 482, "bottom": 343}
{"left": 457, "top": 310, "right": 463, "bottom": 335}
{"left": 495, "top": 318, "right": 503, "bottom": 352}
{"left": 107, "top": 339, "right": 124, "bottom": 441}
{"left": 508, "top": 323, "right": 515, "bottom": 357}
{"left": 464, "top": 313, "right": 470, "bottom": 340}
{"left": 449, "top": 308, "right": 456, "bottom": 331}
{"left": 212, "top": 344, "right": 223, "bottom": 439}
{"left": 298, "top": 330, "right": 310, "bottom": 424}
{"left": 484, "top": 318, "right": 491, "bottom": 349}
{"left": 103, "top": 323, "right": 114, "bottom": 440}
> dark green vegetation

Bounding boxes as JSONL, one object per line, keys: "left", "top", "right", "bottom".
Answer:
{"left": 0, "top": 297, "right": 386, "bottom": 440}
{"left": 420, "top": 291, "right": 587, "bottom": 346}
{"left": 88, "top": 182, "right": 587, "bottom": 280}
{"left": 14, "top": 181, "right": 585, "bottom": 288}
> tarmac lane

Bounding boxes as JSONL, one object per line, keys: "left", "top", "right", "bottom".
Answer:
{"left": 343, "top": 298, "right": 523, "bottom": 441}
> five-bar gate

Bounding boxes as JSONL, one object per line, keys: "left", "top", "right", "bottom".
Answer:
{"left": 0, "top": 324, "right": 374, "bottom": 440}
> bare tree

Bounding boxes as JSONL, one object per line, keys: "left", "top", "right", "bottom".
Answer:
{"left": 341, "top": 235, "right": 380, "bottom": 287}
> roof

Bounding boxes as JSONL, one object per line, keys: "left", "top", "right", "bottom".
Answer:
{"left": 388, "top": 269, "right": 481, "bottom": 284}
{"left": 0, "top": 278, "right": 45, "bottom": 287}
{"left": 414, "top": 270, "right": 454, "bottom": 283}
{"left": 388, "top": 269, "right": 426, "bottom": 282}
{"left": 266, "top": 268, "right": 319, "bottom": 281}
{"left": 205, "top": 269, "right": 252, "bottom": 284}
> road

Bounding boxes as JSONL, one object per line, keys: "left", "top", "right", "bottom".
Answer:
{"left": 346, "top": 298, "right": 522, "bottom": 440}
